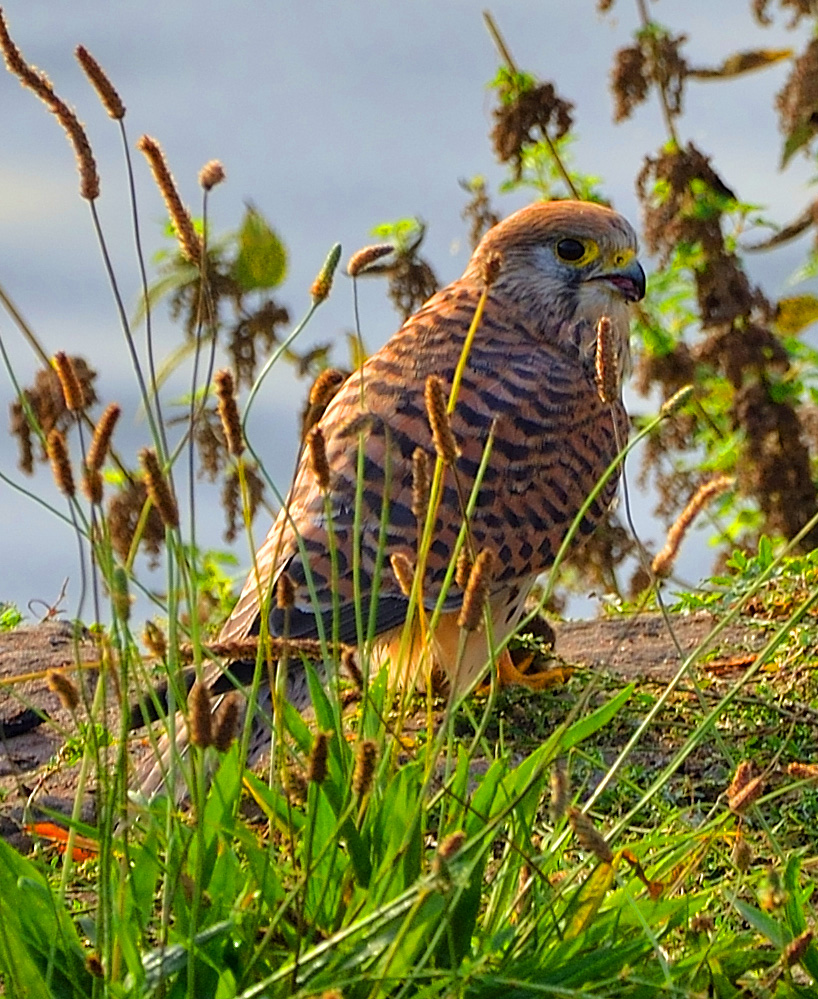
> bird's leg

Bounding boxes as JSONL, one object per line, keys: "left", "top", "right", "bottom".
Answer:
{"left": 496, "top": 648, "right": 571, "bottom": 691}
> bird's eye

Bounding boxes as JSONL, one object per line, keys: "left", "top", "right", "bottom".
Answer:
{"left": 556, "top": 238, "right": 588, "bottom": 263}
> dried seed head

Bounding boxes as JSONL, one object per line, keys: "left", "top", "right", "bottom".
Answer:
{"left": 307, "top": 425, "right": 331, "bottom": 490}
{"left": 783, "top": 929, "right": 814, "bottom": 969}
{"left": 81, "top": 465, "right": 103, "bottom": 505}
{"left": 213, "top": 369, "right": 244, "bottom": 457}
{"left": 110, "top": 566, "right": 131, "bottom": 623}
{"left": 660, "top": 384, "right": 694, "bottom": 417}
{"left": 188, "top": 681, "right": 213, "bottom": 749}
{"left": 46, "top": 429, "right": 75, "bottom": 497}
{"left": 276, "top": 572, "right": 295, "bottom": 609}
{"left": 75, "top": 45, "right": 124, "bottom": 119}
{"left": 788, "top": 761, "right": 818, "bottom": 781}
{"left": 87, "top": 402, "right": 120, "bottom": 471}
{"left": 481, "top": 250, "right": 503, "bottom": 288}
{"left": 390, "top": 552, "right": 414, "bottom": 597}
{"left": 307, "top": 731, "right": 330, "bottom": 784}
{"left": 139, "top": 447, "right": 179, "bottom": 529}
{"left": 137, "top": 135, "right": 202, "bottom": 265}
{"left": 198, "top": 159, "right": 225, "bottom": 190}
{"left": 728, "top": 770, "right": 765, "bottom": 815}
{"left": 347, "top": 243, "right": 393, "bottom": 277}
{"left": 411, "top": 447, "right": 430, "bottom": 525}
{"left": 652, "top": 475, "right": 734, "bottom": 578}
{"left": 550, "top": 759, "right": 570, "bottom": 822}
{"left": 53, "top": 352, "right": 86, "bottom": 412}
{"left": 568, "top": 807, "right": 613, "bottom": 864}
{"left": 425, "top": 375, "right": 458, "bottom": 466}
{"left": 213, "top": 692, "right": 240, "bottom": 752}
{"left": 594, "top": 316, "right": 618, "bottom": 404}
{"left": 458, "top": 548, "right": 495, "bottom": 632}
{"left": 437, "top": 830, "right": 466, "bottom": 861}
{"left": 309, "top": 368, "right": 346, "bottom": 411}
{"left": 47, "top": 668, "right": 80, "bottom": 712}
{"left": 0, "top": 6, "right": 99, "bottom": 200}
{"left": 455, "top": 547, "right": 473, "bottom": 590}
{"left": 143, "top": 620, "right": 167, "bottom": 660}
{"left": 353, "top": 740, "right": 378, "bottom": 798}
{"left": 342, "top": 647, "right": 364, "bottom": 689}
{"left": 310, "top": 243, "right": 342, "bottom": 304}
{"left": 690, "top": 913, "right": 715, "bottom": 935}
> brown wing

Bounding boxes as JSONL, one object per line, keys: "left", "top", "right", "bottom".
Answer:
{"left": 219, "top": 278, "right": 626, "bottom": 647}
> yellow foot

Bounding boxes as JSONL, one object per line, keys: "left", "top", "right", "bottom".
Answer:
{"left": 497, "top": 648, "right": 571, "bottom": 691}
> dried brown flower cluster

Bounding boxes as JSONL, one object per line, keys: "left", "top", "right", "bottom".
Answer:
{"left": 635, "top": 141, "right": 818, "bottom": 550}
{"left": 775, "top": 37, "right": 818, "bottom": 161}
{"left": 460, "top": 177, "right": 500, "bottom": 251}
{"left": 490, "top": 77, "right": 574, "bottom": 181}
{"left": 753, "top": 0, "right": 814, "bottom": 28}
{"left": 10, "top": 357, "right": 97, "bottom": 473}
{"left": 107, "top": 479, "right": 165, "bottom": 565}
{"left": 610, "top": 29, "right": 688, "bottom": 124}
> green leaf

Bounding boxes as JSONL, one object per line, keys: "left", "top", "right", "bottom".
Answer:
{"left": 231, "top": 205, "right": 287, "bottom": 291}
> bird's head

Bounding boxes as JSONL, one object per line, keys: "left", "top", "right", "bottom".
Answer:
{"left": 464, "top": 199, "right": 645, "bottom": 373}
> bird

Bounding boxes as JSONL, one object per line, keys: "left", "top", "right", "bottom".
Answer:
{"left": 136, "top": 198, "right": 645, "bottom": 799}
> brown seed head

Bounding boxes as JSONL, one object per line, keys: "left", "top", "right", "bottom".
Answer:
{"left": 75, "top": 45, "right": 124, "bottom": 119}
{"left": 652, "top": 475, "right": 734, "bottom": 578}
{"left": 390, "top": 552, "right": 414, "bottom": 598}
{"left": 455, "top": 547, "right": 473, "bottom": 590}
{"left": 728, "top": 774, "right": 765, "bottom": 815}
{"left": 276, "top": 572, "right": 295, "bottom": 609}
{"left": 307, "top": 731, "right": 330, "bottom": 784}
{"left": 143, "top": 620, "right": 167, "bottom": 660}
{"left": 310, "top": 243, "right": 342, "bottom": 304}
{"left": 0, "top": 14, "right": 102, "bottom": 203}
{"left": 411, "top": 447, "right": 430, "bottom": 526}
{"left": 213, "top": 692, "right": 240, "bottom": 752}
{"left": 347, "top": 243, "right": 394, "bottom": 277}
{"left": 425, "top": 375, "right": 458, "bottom": 466}
{"left": 139, "top": 447, "right": 179, "bottom": 529}
{"left": 568, "top": 807, "right": 613, "bottom": 864}
{"left": 47, "top": 668, "right": 80, "bottom": 712}
{"left": 214, "top": 369, "right": 244, "bottom": 457}
{"left": 481, "top": 249, "right": 503, "bottom": 288}
{"left": 660, "top": 384, "right": 694, "bottom": 417}
{"left": 595, "top": 316, "right": 618, "bottom": 404}
{"left": 198, "top": 159, "right": 225, "bottom": 190}
{"left": 458, "top": 548, "right": 495, "bottom": 632}
{"left": 87, "top": 402, "right": 120, "bottom": 471}
{"left": 353, "top": 739, "right": 378, "bottom": 798}
{"left": 137, "top": 135, "right": 202, "bottom": 264}
{"left": 307, "top": 425, "right": 331, "bottom": 490}
{"left": 309, "top": 367, "right": 345, "bottom": 411}
{"left": 783, "top": 929, "right": 814, "bottom": 969}
{"left": 188, "top": 681, "right": 213, "bottom": 749}
{"left": 46, "top": 429, "right": 74, "bottom": 497}
{"left": 788, "top": 761, "right": 818, "bottom": 781}
{"left": 437, "top": 830, "right": 466, "bottom": 861}
{"left": 81, "top": 466, "right": 103, "bottom": 505}
{"left": 53, "top": 352, "right": 86, "bottom": 412}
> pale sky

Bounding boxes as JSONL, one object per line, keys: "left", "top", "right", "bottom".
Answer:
{"left": 0, "top": 1, "right": 813, "bottom": 620}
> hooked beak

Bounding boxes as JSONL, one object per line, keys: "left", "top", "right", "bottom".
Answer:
{"left": 593, "top": 258, "right": 646, "bottom": 303}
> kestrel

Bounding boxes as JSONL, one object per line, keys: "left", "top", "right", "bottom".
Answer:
{"left": 138, "top": 199, "right": 644, "bottom": 797}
